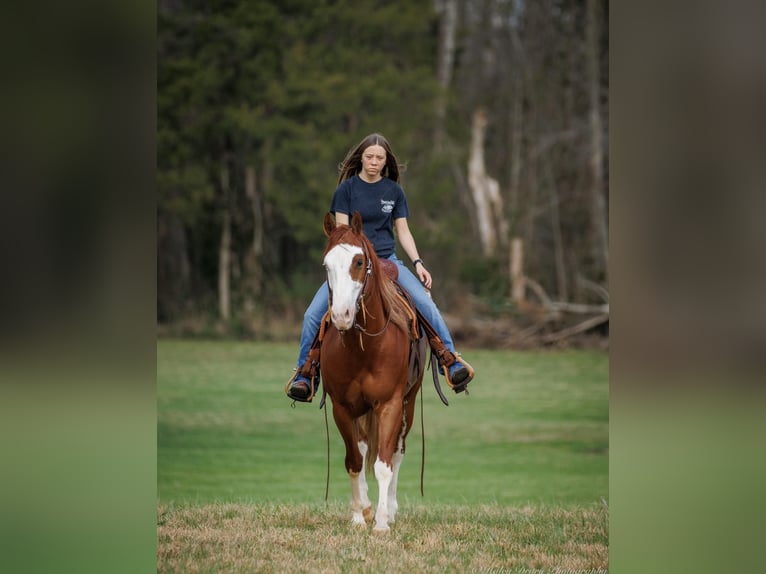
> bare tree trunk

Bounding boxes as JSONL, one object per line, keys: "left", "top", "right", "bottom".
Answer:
{"left": 507, "top": 8, "right": 525, "bottom": 270}
{"left": 524, "top": 134, "right": 538, "bottom": 266}
{"left": 246, "top": 166, "right": 263, "bottom": 259}
{"left": 445, "top": 139, "right": 481, "bottom": 242}
{"left": 508, "top": 74, "right": 523, "bottom": 223}
{"left": 587, "top": 0, "right": 608, "bottom": 275}
{"left": 434, "top": 0, "right": 458, "bottom": 150}
{"left": 157, "top": 211, "right": 190, "bottom": 322}
{"left": 543, "top": 160, "right": 569, "bottom": 301}
{"left": 244, "top": 165, "right": 263, "bottom": 300}
{"left": 218, "top": 164, "right": 231, "bottom": 321}
{"left": 510, "top": 237, "right": 525, "bottom": 304}
{"left": 468, "top": 107, "right": 507, "bottom": 256}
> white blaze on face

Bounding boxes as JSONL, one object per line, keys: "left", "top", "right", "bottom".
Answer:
{"left": 324, "top": 243, "right": 364, "bottom": 331}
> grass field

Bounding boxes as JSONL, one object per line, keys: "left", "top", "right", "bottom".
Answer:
{"left": 157, "top": 339, "right": 608, "bottom": 572}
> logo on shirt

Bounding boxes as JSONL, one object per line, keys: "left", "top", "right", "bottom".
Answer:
{"left": 381, "top": 199, "right": 394, "bottom": 214}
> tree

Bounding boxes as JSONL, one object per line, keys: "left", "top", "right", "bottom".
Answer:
{"left": 586, "top": 0, "right": 608, "bottom": 279}
{"left": 158, "top": 0, "right": 442, "bottom": 326}
{"left": 157, "top": 0, "right": 610, "bottom": 343}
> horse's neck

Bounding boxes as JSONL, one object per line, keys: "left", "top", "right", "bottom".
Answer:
{"left": 358, "top": 275, "right": 387, "bottom": 328}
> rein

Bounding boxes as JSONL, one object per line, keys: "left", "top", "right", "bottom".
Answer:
{"left": 323, "top": 391, "right": 330, "bottom": 502}
{"left": 420, "top": 379, "right": 425, "bottom": 496}
{"left": 354, "top": 297, "right": 392, "bottom": 337}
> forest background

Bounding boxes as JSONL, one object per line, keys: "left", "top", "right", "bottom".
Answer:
{"left": 157, "top": 0, "right": 609, "bottom": 348}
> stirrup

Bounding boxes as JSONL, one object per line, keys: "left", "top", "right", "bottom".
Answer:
{"left": 285, "top": 368, "right": 318, "bottom": 403}
{"left": 443, "top": 353, "right": 475, "bottom": 394}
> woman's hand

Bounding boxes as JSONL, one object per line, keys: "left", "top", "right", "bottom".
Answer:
{"left": 393, "top": 218, "right": 432, "bottom": 289}
{"left": 415, "top": 261, "right": 432, "bottom": 289}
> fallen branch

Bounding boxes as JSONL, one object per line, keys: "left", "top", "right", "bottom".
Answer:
{"left": 576, "top": 274, "right": 610, "bottom": 303}
{"left": 525, "top": 277, "right": 608, "bottom": 314}
{"left": 524, "top": 277, "right": 554, "bottom": 308}
{"left": 513, "top": 273, "right": 610, "bottom": 344}
{"left": 549, "top": 301, "right": 609, "bottom": 314}
{"left": 541, "top": 313, "right": 609, "bottom": 343}
{"left": 514, "top": 321, "right": 548, "bottom": 342}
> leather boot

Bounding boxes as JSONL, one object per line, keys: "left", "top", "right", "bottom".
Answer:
{"left": 429, "top": 336, "right": 474, "bottom": 393}
{"left": 285, "top": 350, "right": 320, "bottom": 402}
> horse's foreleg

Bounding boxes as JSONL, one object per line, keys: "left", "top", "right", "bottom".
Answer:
{"left": 372, "top": 402, "right": 404, "bottom": 533}
{"left": 387, "top": 447, "right": 403, "bottom": 523}
{"left": 350, "top": 439, "right": 373, "bottom": 525}
{"left": 332, "top": 405, "right": 371, "bottom": 526}
{"left": 372, "top": 456, "right": 394, "bottom": 534}
{"left": 389, "top": 393, "right": 417, "bottom": 522}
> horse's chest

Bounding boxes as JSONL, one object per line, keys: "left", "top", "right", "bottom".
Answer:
{"left": 323, "top": 368, "right": 396, "bottom": 409}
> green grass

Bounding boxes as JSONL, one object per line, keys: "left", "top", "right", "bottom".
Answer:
{"left": 157, "top": 340, "right": 608, "bottom": 572}
{"left": 158, "top": 340, "right": 607, "bottom": 506}
{"left": 158, "top": 501, "right": 608, "bottom": 573}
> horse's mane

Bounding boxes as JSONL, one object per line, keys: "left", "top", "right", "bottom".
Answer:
{"left": 324, "top": 225, "right": 411, "bottom": 339}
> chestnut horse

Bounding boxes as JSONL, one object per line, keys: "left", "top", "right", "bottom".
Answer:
{"left": 320, "top": 211, "right": 426, "bottom": 533}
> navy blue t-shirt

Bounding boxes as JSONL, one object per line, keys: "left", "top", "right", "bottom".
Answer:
{"left": 329, "top": 175, "right": 410, "bottom": 258}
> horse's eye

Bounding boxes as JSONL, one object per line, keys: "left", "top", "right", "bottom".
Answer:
{"left": 355, "top": 259, "right": 363, "bottom": 268}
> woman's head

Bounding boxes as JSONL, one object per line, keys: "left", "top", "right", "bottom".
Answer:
{"left": 337, "top": 133, "right": 402, "bottom": 184}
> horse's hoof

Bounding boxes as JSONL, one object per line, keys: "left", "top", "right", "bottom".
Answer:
{"left": 372, "top": 525, "right": 390, "bottom": 535}
{"left": 363, "top": 506, "right": 374, "bottom": 524}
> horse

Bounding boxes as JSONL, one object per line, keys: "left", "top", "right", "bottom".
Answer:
{"left": 320, "top": 211, "right": 427, "bottom": 533}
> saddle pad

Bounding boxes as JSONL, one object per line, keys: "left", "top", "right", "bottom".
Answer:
{"left": 378, "top": 258, "right": 398, "bottom": 281}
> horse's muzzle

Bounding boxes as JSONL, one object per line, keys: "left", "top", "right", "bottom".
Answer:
{"left": 331, "top": 306, "right": 355, "bottom": 331}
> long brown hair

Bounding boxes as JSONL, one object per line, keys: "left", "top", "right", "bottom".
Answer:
{"left": 337, "top": 133, "right": 405, "bottom": 184}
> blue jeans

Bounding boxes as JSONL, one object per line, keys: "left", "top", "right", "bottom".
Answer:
{"left": 295, "top": 254, "right": 456, "bottom": 369}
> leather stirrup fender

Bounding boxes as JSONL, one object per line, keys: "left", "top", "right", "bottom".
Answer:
{"left": 286, "top": 310, "right": 331, "bottom": 403}
{"left": 413, "top": 307, "right": 474, "bottom": 395}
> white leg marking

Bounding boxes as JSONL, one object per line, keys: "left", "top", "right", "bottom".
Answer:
{"left": 388, "top": 415, "right": 407, "bottom": 523}
{"left": 349, "top": 471, "right": 367, "bottom": 525}
{"left": 389, "top": 450, "right": 403, "bottom": 523}
{"left": 357, "top": 441, "right": 372, "bottom": 518}
{"left": 373, "top": 457, "right": 394, "bottom": 532}
{"left": 349, "top": 441, "right": 373, "bottom": 526}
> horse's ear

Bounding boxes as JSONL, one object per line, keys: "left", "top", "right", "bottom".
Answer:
{"left": 351, "top": 211, "right": 363, "bottom": 234}
{"left": 323, "top": 212, "right": 335, "bottom": 237}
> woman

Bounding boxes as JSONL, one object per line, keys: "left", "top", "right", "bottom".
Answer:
{"left": 287, "top": 133, "right": 474, "bottom": 402}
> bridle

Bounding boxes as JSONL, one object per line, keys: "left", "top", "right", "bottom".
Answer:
{"left": 326, "top": 239, "right": 391, "bottom": 343}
